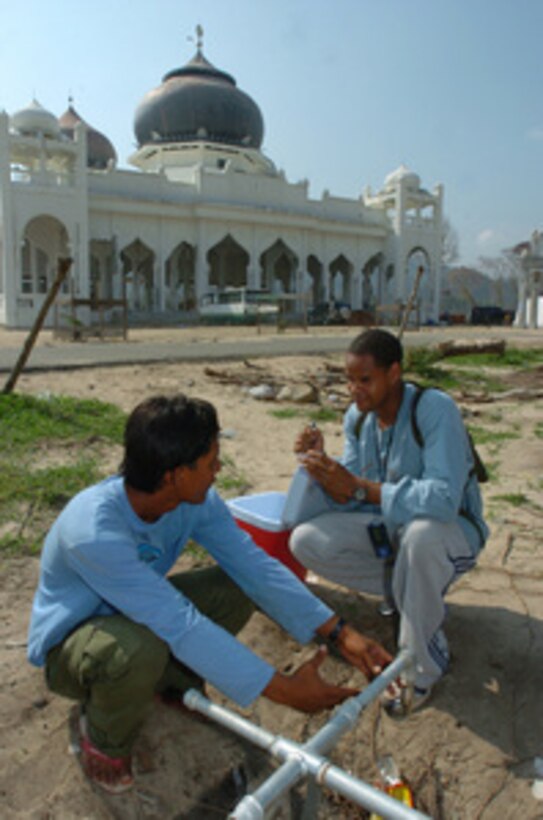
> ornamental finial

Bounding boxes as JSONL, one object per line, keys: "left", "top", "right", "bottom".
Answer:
{"left": 187, "top": 24, "right": 204, "bottom": 53}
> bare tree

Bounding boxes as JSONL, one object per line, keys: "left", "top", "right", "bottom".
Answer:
{"left": 477, "top": 253, "right": 518, "bottom": 280}
{"left": 477, "top": 253, "right": 518, "bottom": 309}
{"left": 442, "top": 217, "right": 459, "bottom": 266}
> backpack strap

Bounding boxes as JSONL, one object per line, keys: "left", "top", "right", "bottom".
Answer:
{"left": 409, "top": 383, "right": 426, "bottom": 447}
{"left": 409, "top": 382, "right": 488, "bottom": 484}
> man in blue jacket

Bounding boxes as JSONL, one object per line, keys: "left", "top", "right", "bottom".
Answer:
{"left": 28, "top": 393, "right": 391, "bottom": 794}
{"left": 290, "top": 329, "right": 488, "bottom": 717}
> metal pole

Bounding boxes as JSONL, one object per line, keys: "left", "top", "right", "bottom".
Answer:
{"left": 184, "top": 651, "right": 429, "bottom": 819}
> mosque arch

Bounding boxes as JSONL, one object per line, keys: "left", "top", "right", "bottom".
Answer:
{"left": 20, "top": 215, "right": 70, "bottom": 296}
{"left": 329, "top": 254, "right": 353, "bottom": 304}
{"left": 362, "top": 252, "right": 385, "bottom": 309}
{"left": 405, "top": 246, "right": 431, "bottom": 298}
{"left": 307, "top": 255, "right": 325, "bottom": 304}
{"left": 402, "top": 245, "right": 433, "bottom": 322}
{"left": 89, "top": 239, "right": 117, "bottom": 303}
{"left": 207, "top": 234, "right": 249, "bottom": 290}
{"left": 120, "top": 238, "right": 155, "bottom": 311}
{"left": 165, "top": 241, "right": 196, "bottom": 310}
{"left": 260, "top": 239, "right": 298, "bottom": 295}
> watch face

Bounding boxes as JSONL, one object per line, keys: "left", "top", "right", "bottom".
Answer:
{"left": 354, "top": 486, "right": 366, "bottom": 502}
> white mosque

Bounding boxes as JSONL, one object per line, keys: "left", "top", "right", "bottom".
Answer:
{"left": 0, "top": 32, "right": 445, "bottom": 330}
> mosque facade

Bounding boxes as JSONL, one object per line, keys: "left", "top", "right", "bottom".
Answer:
{"left": 0, "top": 42, "right": 444, "bottom": 330}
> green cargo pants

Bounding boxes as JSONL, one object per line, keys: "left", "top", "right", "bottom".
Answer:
{"left": 45, "top": 565, "right": 255, "bottom": 757}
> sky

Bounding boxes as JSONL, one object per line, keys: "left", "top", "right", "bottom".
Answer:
{"left": 1, "top": 0, "right": 541, "bottom": 269}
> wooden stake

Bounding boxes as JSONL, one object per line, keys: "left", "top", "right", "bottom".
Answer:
{"left": 397, "top": 265, "right": 424, "bottom": 341}
{"left": 2, "top": 257, "right": 73, "bottom": 394}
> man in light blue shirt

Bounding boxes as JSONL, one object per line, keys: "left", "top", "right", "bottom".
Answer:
{"left": 290, "top": 329, "right": 488, "bottom": 717}
{"left": 28, "top": 393, "right": 391, "bottom": 794}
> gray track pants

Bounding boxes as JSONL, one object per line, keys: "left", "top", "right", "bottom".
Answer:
{"left": 290, "top": 513, "right": 476, "bottom": 689}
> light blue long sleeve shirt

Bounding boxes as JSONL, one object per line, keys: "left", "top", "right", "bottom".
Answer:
{"left": 341, "top": 383, "right": 488, "bottom": 554}
{"left": 27, "top": 477, "right": 333, "bottom": 707}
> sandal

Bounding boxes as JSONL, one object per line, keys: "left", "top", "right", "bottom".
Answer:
{"left": 78, "top": 714, "right": 134, "bottom": 794}
{"left": 381, "top": 681, "right": 432, "bottom": 718}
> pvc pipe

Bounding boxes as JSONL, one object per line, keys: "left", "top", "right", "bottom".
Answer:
{"left": 184, "top": 650, "right": 429, "bottom": 820}
{"left": 230, "top": 747, "right": 429, "bottom": 820}
{"left": 304, "top": 649, "right": 413, "bottom": 756}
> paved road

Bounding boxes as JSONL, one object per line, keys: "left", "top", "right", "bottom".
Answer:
{"left": 0, "top": 325, "right": 541, "bottom": 374}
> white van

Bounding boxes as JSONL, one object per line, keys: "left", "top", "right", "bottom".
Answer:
{"left": 199, "top": 288, "right": 279, "bottom": 319}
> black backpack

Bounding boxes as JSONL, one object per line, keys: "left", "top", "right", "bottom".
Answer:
{"left": 354, "top": 383, "right": 488, "bottom": 483}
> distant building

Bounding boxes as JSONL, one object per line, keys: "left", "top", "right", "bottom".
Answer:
{"left": 0, "top": 41, "right": 444, "bottom": 329}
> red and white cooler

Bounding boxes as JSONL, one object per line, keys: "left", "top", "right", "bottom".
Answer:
{"left": 227, "top": 467, "right": 333, "bottom": 582}
{"left": 227, "top": 491, "right": 307, "bottom": 581}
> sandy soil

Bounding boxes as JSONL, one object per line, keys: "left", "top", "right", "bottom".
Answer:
{"left": 1, "top": 325, "right": 542, "bottom": 819}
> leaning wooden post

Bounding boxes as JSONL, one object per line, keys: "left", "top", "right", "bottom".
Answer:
{"left": 2, "top": 257, "right": 73, "bottom": 394}
{"left": 397, "top": 265, "right": 424, "bottom": 341}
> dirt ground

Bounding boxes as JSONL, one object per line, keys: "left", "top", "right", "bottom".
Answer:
{"left": 1, "top": 324, "right": 542, "bottom": 819}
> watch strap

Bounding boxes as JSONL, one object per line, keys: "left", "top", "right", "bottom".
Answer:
{"left": 328, "top": 616, "right": 347, "bottom": 645}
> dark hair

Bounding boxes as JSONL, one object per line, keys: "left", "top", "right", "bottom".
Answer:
{"left": 348, "top": 329, "right": 403, "bottom": 368}
{"left": 120, "top": 394, "right": 219, "bottom": 493}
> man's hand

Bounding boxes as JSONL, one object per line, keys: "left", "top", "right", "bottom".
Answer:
{"left": 298, "top": 452, "right": 381, "bottom": 506}
{"left": 263, "top": 646, "right": 359, "bottom": 713}
{"left": 335, "top": 623, "right": 393, "bottom": 681}
{"left": 294, "top": 424, "right": 324, "bottom": 455}
{"left": 298, "top": 451, "right": 357, "bottom": 503}
{"left": 317, "top": 616, "right": 393, "bottom": 681}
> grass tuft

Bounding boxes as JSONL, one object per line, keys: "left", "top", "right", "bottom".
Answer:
{"left": 0, "top": 393, "right": 126, "bottom": 556}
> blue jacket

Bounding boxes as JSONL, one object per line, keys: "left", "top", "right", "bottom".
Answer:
{"left": 27, "top": 477, "right": 333, "bottom": 707}
{"left": 341, "top": 382, "right": 488, "bottom": 554}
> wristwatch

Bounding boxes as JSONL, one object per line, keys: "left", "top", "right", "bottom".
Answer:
{"left": 352, "top": 485, "right": 367, "bottom": 502}
{"left": 328, "top": 616, "right": 347, "bottom": 645}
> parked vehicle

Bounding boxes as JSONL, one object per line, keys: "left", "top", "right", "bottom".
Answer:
{"left": 199, "top": 288, "right": 279, "bottom": 320}
{"left": 471, "top": 306, "right": 513, "bottom": 326}
{"left": 308, "top": 301, "right": 351, "bottom": 325}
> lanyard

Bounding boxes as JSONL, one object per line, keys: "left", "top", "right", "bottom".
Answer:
{"left": 374, "top": 422, "right": 395, "bottom": 482}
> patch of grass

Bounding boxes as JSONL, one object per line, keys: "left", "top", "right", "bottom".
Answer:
{"left": 0, "top": 393, "right": 125, "bottom": 449}
{"left": 535, "top": 422, "right": 543, "bottom": 439}
{"left": 404, "top": 345, "right": 543, "bottom": 396}
{"left": 447, "top": 348, "right": 543, "bottom": 368}
{"left": 0, "top": 532, "right": 32, "bottom": 556}
{"left": 482, "top": 460, "right": 499, "bottom": 483}
{"left": 307, "top": 407, "right": 342, "bottom": 423}
{"left": 0, "top": 392, "right": 253, "bottom": 556}
{"left": 0, "top": 459, "right": 105, "bottom": 556}
{"left": 269, "top": 407, "right": 303, "bottom": 420}
{"left": 466, "top": 425, "right": 521, "bottom": 446}
{"left": 216, "top": 454, "right": 251, "bottom": 497}
{"left": 268, "top": 406, "right": 342, "bottom": 424}
{"left": 0, "top": 393, "right": 126, "bottom": 556}
{"left": 490, "top": 493, "right": 530, "bottom": 507}
{"left": 1, "top": 460, "right": 101, "bottom": 508}
{"left": 404, "top": 348, "right": 500, "bottom": 393}
{"left": 404, "top": 348, "right": 455, "bottom": 388}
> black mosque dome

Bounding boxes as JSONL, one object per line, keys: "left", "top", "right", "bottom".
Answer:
{"left": 59, "top": 104, "right": 117, "bottom": 170}
{"left": 133, "top": 49, "right": 264, "bottom": 150}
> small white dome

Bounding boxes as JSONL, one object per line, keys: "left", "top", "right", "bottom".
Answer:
{"left": 11, "top": 99, "right": 60, "bottom": 138}
{"left": 385, "top": 164, "right": 420, "bottom": 189}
